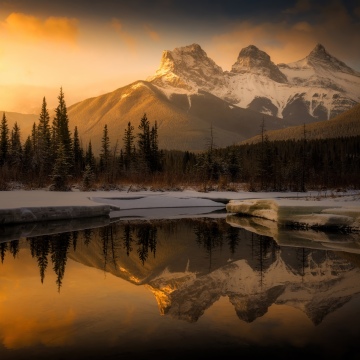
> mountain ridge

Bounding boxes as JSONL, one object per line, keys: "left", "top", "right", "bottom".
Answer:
{"left": 4, "top": 42, "right": 360, "bottom": 153}
{"left": 149, "top": 42, "right": 360, "bottom": 122}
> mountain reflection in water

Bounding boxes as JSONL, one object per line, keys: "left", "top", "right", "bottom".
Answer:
{"left": 1, "top": 217, "right": 360, "bottom": 359}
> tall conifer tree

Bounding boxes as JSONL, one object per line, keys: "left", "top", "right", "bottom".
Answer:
{"left": 37, "top": 97, "right": 52, "bottom": 181}
{"left": 51, "top": 88, "right": 73, "bottom": 190}
{"left": 9, "top": 122, "right": 22, "bottom": 171}
{"left": 73, "top": 126, "right": 84, "bottom": 178}
{"left": 122, "top": 121, "right": 135, "bottom": 172}
{"left": 52, "top": 87, "right": 73, "bottom": 169}
{"left": 100, "top": 124, "right": 111, "bottom": 182}
{"left": 85, "top": 140, "right": 96, "bottom": 171}
{"left": 137, "top": 113, "right": 151, "bottom": 173}
{"left": 0, "top": 112, "right": 9, "bottom": 166}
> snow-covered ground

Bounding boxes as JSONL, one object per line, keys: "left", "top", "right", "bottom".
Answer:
{"left": 1, "top": 188, "right": 360, "bottom": 252}
{"left": 226, "top": 195, "right": 360, "bottom": 231}
{"left": 1, "top": 188, "right": 360, "bottom": 226}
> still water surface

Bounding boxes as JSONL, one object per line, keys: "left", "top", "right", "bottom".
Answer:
{"left": 1, "top": 216, "right": 360, "bottom": 359}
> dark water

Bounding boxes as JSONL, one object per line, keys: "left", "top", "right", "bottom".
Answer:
{"left": 1, "top": 215, "right": 360, "bottom": 360}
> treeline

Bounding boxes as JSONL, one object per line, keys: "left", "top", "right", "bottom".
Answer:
{"left": 211, "top": 135, "right": 360, "bottom": 191}
{"left": 0, "top": 88, "right": 164, "bottom": 190}
{"left": 0, "top": 88, "right": 360, "bottom": 191}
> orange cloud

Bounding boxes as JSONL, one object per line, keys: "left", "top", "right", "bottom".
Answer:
{"left": 1, "top": 12, "right": 78, "bottom": 44}
{"left": 210, "top": 1, "right": 360, "bottom": 71}
{"left": 292, "top": 21, "right": 312, "bottom": 33}
{"left": 143, "top": 24, "right": 160, "bottom": 42}
{"left": 111, "top": 18, "right": 138, "bottom": 53}
{"left": 210, "top": 20, "right": 316, "bottom": 69}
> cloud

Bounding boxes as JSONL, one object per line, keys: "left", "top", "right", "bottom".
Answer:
{"left": 355, "top": 6, "right": 360, "bottom": 18}
{"left": 0, "top": 12, "right": 78, "bottom": 44}
{"left": 111, "top": 18, "right": 138, "bottom": 53}
{"left": 210, "top": 20, "right": 317, "bottom": 69}
{"left": 284, "top": 0, "right": 312, "bottom": 14}
{"left": 292, "top": 21, "right": 312, "bottom": 32}
{"left": 210, "top": 1, "right": 360, "bottom": 71}
{"left": 143, "top": 24, "right": 160, "bottom": 42}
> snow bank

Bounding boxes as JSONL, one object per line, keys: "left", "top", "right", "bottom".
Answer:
{"left": 0, "top": 190, "right": 114, "bottom": 225}
{"left": 0, "top": 205, "right": 112, "bottom": 225}
{"left": 1, "top": 189, "right": 360, "bottom": 230}
{"left": 226, "top": 198, "right": 360, "bottom": 231}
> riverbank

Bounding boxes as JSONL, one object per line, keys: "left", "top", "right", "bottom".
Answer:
{"left": 226, "top": 195, "right": 360, "bottom": 232}
{"left": 1, "top": 188, "right": 359, "bottom": 226}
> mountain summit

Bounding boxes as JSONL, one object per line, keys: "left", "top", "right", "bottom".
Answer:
{"left": 306, "top": 43, "right": 358, "bottom": 75}
{"left": 231, "top": 45, "right": 287, "bottom": 83}
{"left": 281, "top": 43, "right": 359, "bottom": 76}
{"left": 148, "top": 43, "right": 360, "bottom": 122}
{"left": 148, "top": 43, "right": 226, "bottom": 91}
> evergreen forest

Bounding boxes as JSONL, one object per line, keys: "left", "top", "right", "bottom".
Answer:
{"left": 0, "top": 88, "right": 359, "bottom": 192}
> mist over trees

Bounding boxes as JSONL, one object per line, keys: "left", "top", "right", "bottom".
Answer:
{"left": 0, "top": 89, "right": 360, "bottom": 191}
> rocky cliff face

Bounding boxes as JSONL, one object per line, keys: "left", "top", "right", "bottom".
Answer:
{"left": 148, "top": 43, "right": 360, "bottom": 122}
{"left": 231, "top": 45, "right": 287, "bottom": 83}
{"left": 148, "top": 43, "right": 226, "bottom": 92}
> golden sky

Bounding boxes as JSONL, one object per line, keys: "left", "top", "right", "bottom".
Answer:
{"left": 0, "top": 0, "right": 359, "bottom": 113}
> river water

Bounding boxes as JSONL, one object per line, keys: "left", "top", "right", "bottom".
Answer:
{"left": 1, "top": 215, "right": 360, "bottom": 359}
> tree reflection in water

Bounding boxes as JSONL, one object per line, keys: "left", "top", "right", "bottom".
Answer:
{"left": 1, "top": 217, "right": 360, "bottom": 359}
{"left": 0, "top": 217, "right": 358, "bottom": 302}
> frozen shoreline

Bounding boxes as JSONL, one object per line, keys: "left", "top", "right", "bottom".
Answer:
{"left": 226, "top": 197, "right": 360, "bottom": 232}
{"left": 1, "top": 189, "right": 360, "bottom": 228}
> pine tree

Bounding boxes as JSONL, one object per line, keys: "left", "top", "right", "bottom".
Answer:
{"left": 137, "top": 113, "right": 151, "bottom": 173}
{"left": 122, "top": 121, "right": 135, "bottom": 171}
{"left": 52, "top": 87, "right": 73, "bottom": 170}
{"left": 0, "top": 112, "right": 9, "bottom": 166}
{"left": 83, "top": 141, "right": 97, "bottom": 189}
{"left": 73, "top": 126, "right": 84, "bottom": 179}
{"left": 258, "top": 117, "right": 266, "bottom": 190}
{"left": 51, "top": 88, "right": 73, "bottom": 189}
{"left": 300, "top": 123, "right": 307, "bottom": 192}
{"left": 9, "top": 122, "right": 22, "bottom": 176}
{"left": 82, "top": 164, "right": 95, "bottom": 190}
{"left": 150, "top": 120, "right": 162, "bottom": 172}
{"left": 226, "top": 147, "right": 241, "bottom": 182}
{"left": 85, "top": 140, "right": 96, "bottom": 171}
{"left": 51, "top": 141, "right": 71, "bottom": 191}
{"left": 22, "top": 136, "right": 34, "bottom": 181}
{"left": 99, "top": 124, "right": 111, "bottom": 182}
{"left": 37, "top": 97, "right": 52, "bottom": 182}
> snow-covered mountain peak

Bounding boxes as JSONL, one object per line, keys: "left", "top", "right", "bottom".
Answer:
{"left": 307, "top": 43, "right": 358, "bottom": 75}
{"left": 147, "top": 42, "right": 360, "bottom": 122}
{"left": 282, "top": 43, "right": 359, "bottom": 77}
{"left": 231, "top": 45, "right": 287, "bottom": 83}
{"left": 309, "top": 43, "right": 328, "bottom": 59}
{"left": 147, "top": 43, "right": 225, "bottom": 91}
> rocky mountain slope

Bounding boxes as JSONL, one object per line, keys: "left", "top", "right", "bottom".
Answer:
{"left": 149, "top": 43, "right": 360, "bottom": 122}
{"left": 66, "top": 80, "right": 291, "bottom": 154}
